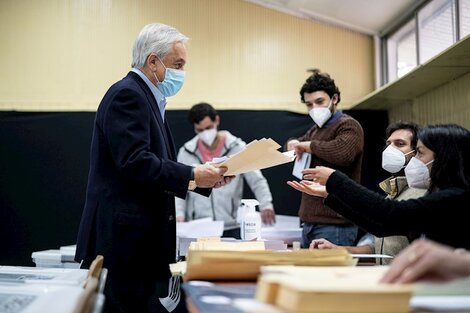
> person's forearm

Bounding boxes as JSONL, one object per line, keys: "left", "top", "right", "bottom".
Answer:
{"left": 325, "top": 171, "right": 418, "bottom": 237}
{"left": 345, "top": 245, "right": 374, "bottom": 254}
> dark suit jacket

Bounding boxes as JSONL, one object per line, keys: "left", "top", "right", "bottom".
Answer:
{"left": 75, "top": 71, "right": 205, "bottom": 312}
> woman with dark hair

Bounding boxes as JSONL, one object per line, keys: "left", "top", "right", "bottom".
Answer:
{"left": 288, "top": 124, "right": 470, "bottom": 250}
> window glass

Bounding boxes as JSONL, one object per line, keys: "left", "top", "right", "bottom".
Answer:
{"left": 387, "top": 19, "right": 417, "bottom": 82}
{"left": 460, "top": 0, "right": 470, "bottom": 38}
{"left": 418, "top": 0, "right": 456, "bottom": 63}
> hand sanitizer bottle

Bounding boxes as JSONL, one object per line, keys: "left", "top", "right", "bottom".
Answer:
{"left": 240, "top": 199, "right": 261, "bottom": 241}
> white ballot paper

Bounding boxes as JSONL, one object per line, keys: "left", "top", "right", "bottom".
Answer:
{"left": 214, "top": 138, "right": 295, "bottom": 176}
{"left": 292, "top": 153, "right": 311, "bottom": 180}
{"left": 176, "top": 217, "right": 224, "bottom": 238}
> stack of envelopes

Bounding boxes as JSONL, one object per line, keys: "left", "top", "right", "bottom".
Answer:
{"left": 255, "top": 265, "right": 412, "bottom": 313}
{"left": 214, "top": 138, "right": 294, "bottom": 176}
{"left": 184, "top": 248, "right": 356, "bottom": 281}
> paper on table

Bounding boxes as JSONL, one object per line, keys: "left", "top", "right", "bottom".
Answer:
{"left": 0, "top": 266, "right": 88, "bottom": 285}
{"left": 214, "top": 138, "right": 295, "bottom": 176}
{"left": 262, "top": 214, "right": 299, "bottom": 229}
{"left": 410, "top": 296, "right": 470, "bottom": 311}
{"left": 261, "top": 215, "right": 302, "bottom": 245}
{"left": 351, "top": 254, "right": 393, "bottom": 259}
{"left": 410, "top": 276, "right": 470, "bottom": 311}
{"left": 176, "top": 217, "right": 224, "bottom": 238}
{"left": 0, "top": 284, "right": 84, "bottom": 313}
{"left": 292, "top": 153, "right": 311, "bottom": 180}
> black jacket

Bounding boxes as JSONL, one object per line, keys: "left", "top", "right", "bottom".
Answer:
{"left": 75, "top": 71, "right": 207, "bottom": 312}
{"left": 325, "top": 171, "right": 470, "bottom": 249}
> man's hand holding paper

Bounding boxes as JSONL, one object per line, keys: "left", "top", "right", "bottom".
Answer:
{"left": 194, "top": 164, "right": 229, "bottom": 188}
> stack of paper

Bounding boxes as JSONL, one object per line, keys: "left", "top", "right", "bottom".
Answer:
{"left": 176, "top": 218, "right": 225, "bottom": 258}
{"left": 215, "top": 138, "right": 295, "bottom": 176}
{"left": 0, "top": 284, "right": 84, "bottom": 313}
{"left": 261, "top": 215, "right": 302, "bottom": 245}
{"left": 184, "top": 248, "right": 356, "bottom": 281}
{"left": 176, "top": 217, "right": 224, "bottom": 238}
{"left": 0, "top": 266, "right": 88, "bottom": 286}
{"left": 411, "top": 277, "right": 470, "bottom": 311}
{"left": 188, "top": 237, "right": 266, "bottom": 252}
{"left": 31, "top": 245, "right": 79, "bottom": 269}
{"left": 256, "top": 265, "right": 412, "bottom": 313}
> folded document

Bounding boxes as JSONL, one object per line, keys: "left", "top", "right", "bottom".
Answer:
{"left": 214, "top": 138, "right": 295, "bottom": 176}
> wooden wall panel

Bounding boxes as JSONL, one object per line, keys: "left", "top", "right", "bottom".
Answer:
{"left": 0, "top": 0, "right": 374, "bottom": 112}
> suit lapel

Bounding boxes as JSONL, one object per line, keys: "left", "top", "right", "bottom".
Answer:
{"left": 127, "top": 72, "right": 174, "bottom": 158}
{"left": 164, "top": 121, "right": 177, "bottom": 160}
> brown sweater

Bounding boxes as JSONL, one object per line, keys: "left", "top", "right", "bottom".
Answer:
{"left": 297, "top": 114, "right": 364, "bottom": 224}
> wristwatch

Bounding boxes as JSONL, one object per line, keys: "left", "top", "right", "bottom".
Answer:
{"left": 188, "top": 167, "right": 197, "bottom": 191}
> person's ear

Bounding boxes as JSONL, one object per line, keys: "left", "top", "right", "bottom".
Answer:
{"left": 332, "top": 94, "right": 338, "bottom": 105}
{"left": 147, "top": 54, "right": 159, "bottom": 72}
{"left": 215, "top": 115, "right": 220, "bottom": 128}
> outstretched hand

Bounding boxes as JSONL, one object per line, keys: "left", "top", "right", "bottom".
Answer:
{"left": 287, "top": 180, "right": 328, "bottom": 198}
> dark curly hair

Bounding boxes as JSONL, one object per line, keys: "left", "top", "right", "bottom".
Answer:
{"left": 419, "top": 124, "right": 470, "bottom": 191}
{"left": 300, "top": 69, "right": 341, "bottom": 104}
{"left": 188, "top": 102, "right": 218, "bottom": 124}
{"left": 385, "top": 121, "right": 420, "bottom": 150}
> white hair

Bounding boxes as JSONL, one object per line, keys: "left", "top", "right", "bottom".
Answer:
{"left": 131, "top": 23, "right": 188, "bottom": 68}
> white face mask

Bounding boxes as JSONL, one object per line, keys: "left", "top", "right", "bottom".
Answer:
{"left": 309, "top": 99, "right": 333, "bottom": 128}
{"left": 404, "top": 157, "right": 434, "bottom": 189}
{"left": 382, "top": 145, "right": 415, "bottom": 173}
{"left": 198, "top": 128, "right": 218, "bottom": 146}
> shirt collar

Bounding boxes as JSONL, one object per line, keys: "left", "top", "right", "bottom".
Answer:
{"left": 131, "top": 68, "right": 166, "bottom": 121}
{"left": 379, "top": 176, "right": 408, "bottom": 198}
{"left": 324, "top": 110, "right": 343, "bottom": 127}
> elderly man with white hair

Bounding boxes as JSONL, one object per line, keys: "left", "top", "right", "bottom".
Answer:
{"left": 75, "top": 23, "right": 232, "bottom": 313}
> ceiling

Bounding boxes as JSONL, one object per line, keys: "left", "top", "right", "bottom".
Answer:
{"left": 245, "top": 0, "right": 425, "bottom": 35}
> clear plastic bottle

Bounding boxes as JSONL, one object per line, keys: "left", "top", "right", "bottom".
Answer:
{"left": 240, "top": 199, "right": 261, "bottom": 241}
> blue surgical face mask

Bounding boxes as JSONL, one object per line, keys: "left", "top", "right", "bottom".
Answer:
{"left": 153, "top": 56, "right": 186, "bottom": 97}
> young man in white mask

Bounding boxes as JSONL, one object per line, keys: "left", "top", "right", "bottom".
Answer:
{"left": 376, "top": 121, "right": 427, "bottom": 262}
{"left": 176, "top": 102, "right": 275, "bottom": 237}
{"left": 286, "top": 69, "right": 364, "bottom": 248}
{"left": 308, "top": 122, "right": 427, "bottom": 264}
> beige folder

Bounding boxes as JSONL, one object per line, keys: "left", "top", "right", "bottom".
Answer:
{"left": 215, "top": 138, "right": 295, "bottom": 176}
{"left": 256, "top": 266, "right": 413, "bottom": 313}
